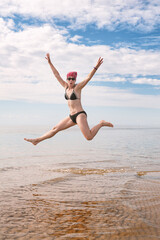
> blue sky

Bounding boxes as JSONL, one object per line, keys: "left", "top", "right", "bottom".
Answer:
{"left": 0, "top": 0, "right": 160, "bottom": 127}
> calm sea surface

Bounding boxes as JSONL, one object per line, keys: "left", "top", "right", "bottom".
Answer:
{"left": 0, "top": 126, "right": 160, "bottom": 239}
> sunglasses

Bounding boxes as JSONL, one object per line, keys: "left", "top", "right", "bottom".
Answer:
{"left": 67, "top": 77, "right": 75, "bottom": 81}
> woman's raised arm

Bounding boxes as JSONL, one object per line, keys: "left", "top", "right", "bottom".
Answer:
{"left": 77, "top": 57, "right": 103, "bottom": 90}
{"left": 45, "top": 53, "right": 67, "bottom": 88}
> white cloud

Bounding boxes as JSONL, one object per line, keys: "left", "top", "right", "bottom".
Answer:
{"left": 70, "top": 35, "right": 83, "bottom": 43}
{"left": 132, "top": 78, "right": 160, "bottom": 86}
{"left": 93, "top": 75, "right": 127, "bottom": 82}
{"left": 0, "top": 0, "right": 160, "bottom": 31}
{"left": 2, "top": 81, "right": 160, "bottom": 109}
{"left": 0, "top": 17, "right": 160, "bottom": 109}
{"left": 82, "top": 85, "right": 160, "bottom": 109}
{"left": 0, "top": 18, "right": 14, "bottom": 36}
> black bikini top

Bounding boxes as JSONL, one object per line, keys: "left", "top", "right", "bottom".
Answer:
{"left": 65, "top": 86, "right": 79, "bottom": 100}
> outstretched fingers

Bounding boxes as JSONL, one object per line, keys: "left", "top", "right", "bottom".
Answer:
{"left": 96, "top": 57, "right": 103, "bottom": 69}
{"left": 45, "top": 53, "right": 51, "bottom": 64}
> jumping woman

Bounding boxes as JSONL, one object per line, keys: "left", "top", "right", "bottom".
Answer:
{"left": 24, "top": 53, "right": 113, "bottom": 145}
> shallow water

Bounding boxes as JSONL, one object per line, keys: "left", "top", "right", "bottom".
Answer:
{"left": 0, "top": 126, "right": 160, "bottom": 239}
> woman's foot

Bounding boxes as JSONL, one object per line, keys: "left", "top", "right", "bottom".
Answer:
{"left": 24, "top": 138, "right": 40, "bottom": 145}
{"left": 100, "top": 120, "right": 114, "bottom": 127}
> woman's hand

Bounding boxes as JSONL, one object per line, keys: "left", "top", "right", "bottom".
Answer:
{"left": 76, "top": 57, "right": 104, "bottom": 90}
{"left": 95, "top": 57, "right": 103, "bottom": 69}
{"left": 45, "top": 53, "right": 52, "bottom": 64}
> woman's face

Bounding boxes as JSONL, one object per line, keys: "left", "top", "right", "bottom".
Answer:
{"left": 67, "top": 77, "right": 76, "bottom": 87}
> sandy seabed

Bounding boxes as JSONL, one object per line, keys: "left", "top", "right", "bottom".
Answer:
{"left": 0, "top": 170, "right": 160, "bottom": 240}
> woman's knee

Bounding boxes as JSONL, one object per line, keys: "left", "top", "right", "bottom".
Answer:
{"left": 85, "top": 133, "right": 93, "bottom": 141}
{"left": 52, "top": 125, "right": 59, "bottom": 133}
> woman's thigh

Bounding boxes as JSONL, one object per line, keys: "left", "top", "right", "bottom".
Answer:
{"left": 76, "top": 114, "right": 91, "bottom": 139}
{"left": 55, "top": 116, "right": 76, "bottom": 131}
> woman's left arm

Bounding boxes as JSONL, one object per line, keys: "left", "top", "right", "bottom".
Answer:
{"left": 77, "top": 57, "right": 103, "bottom": 89}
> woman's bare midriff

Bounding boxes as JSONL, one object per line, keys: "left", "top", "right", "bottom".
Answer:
{"left": 67, "top": 99, "right": 84, "bottom": 115}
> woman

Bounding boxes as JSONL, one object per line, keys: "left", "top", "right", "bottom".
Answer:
{"left": 24, "top": 53, "right": 113, "bottom": 145}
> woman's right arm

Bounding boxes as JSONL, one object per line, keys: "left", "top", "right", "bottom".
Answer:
{"left": 45, "top": 53, "right": 67, "bottom": 88}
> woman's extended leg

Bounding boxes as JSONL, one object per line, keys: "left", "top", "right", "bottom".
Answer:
{"left": 76, "top": 114, "right": 113, "bottom": 141}
{"left": 24, "top": 117, "right": 76, "bottom": 145}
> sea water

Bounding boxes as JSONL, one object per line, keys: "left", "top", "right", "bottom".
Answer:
{"left": 0, "top": 126, "right": 160, "bottom": 239}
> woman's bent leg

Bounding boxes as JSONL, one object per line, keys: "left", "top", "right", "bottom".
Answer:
{"left": 76, "top": 114, "right": 113, "bottom": 141}
{"left": 24, "top": 117, "right": 76, "bottom": 145}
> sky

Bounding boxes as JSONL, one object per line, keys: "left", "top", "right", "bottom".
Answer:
{"left": 0, "top": 0, "right": 160, "bottom": 127}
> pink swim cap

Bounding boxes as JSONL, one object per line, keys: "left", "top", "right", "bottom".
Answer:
{"left": 67, "top": 72, "right": 77, "bottom": 79}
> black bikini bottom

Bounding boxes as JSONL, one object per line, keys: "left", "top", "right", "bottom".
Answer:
{"left": 69, "top": 111, "right": 87, "bottom": 124}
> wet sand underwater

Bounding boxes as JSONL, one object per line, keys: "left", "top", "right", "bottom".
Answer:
{"left": 0, "top": 126, "right": 160, "bottom": 239}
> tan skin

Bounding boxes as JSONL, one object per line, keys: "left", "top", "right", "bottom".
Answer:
{"left": 24, "top": 53, "right": 113, "bottom": 145}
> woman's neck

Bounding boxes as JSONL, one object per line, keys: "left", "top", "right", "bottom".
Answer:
{"left": 68, "top": 84, "right": 76, "bottom": 90}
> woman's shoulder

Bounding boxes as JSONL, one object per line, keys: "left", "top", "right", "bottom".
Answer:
{"left": 75, "top": 83, "right": 82, "bottom": 91}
